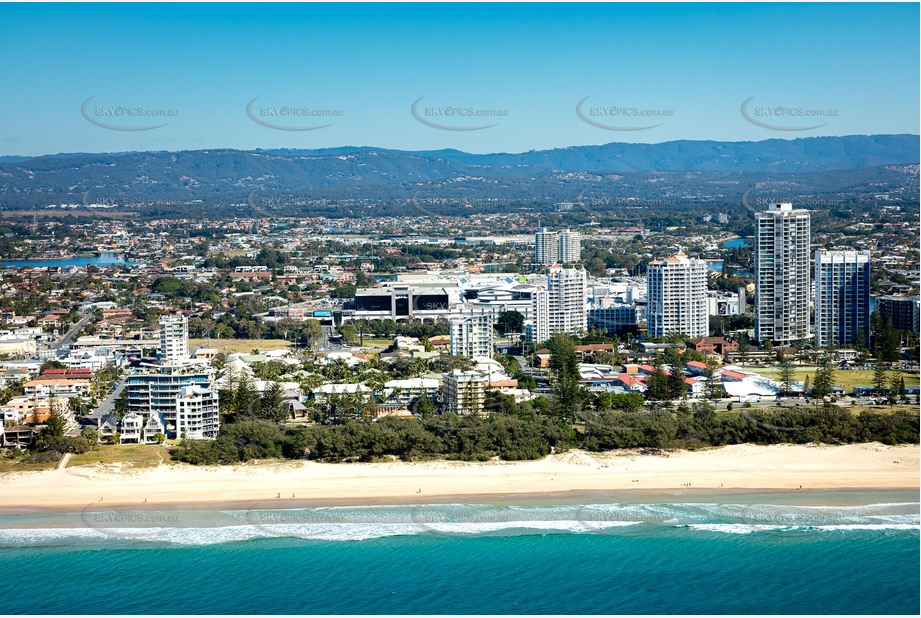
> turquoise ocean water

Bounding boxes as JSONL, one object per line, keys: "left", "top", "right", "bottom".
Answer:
{"left": 0, "top": 491, "right": 917, "bottom": 614}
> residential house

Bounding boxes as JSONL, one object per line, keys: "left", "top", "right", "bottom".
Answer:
{"left": 120, "top": 412, "right": 145, "bottom": 444}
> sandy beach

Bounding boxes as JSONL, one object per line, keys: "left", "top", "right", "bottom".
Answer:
{"left": 0, "top": 443, "right": 917, "bottom": 509}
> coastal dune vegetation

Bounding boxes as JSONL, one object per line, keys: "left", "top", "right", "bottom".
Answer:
{"left": 170, "top": 403, "right": 919, "bottom": 465}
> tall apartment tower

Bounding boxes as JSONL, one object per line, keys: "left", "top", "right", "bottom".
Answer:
{"left": 876, "top": 296, "right": 921, "bottom": 334}
{"left": 532, "top": 265, "right": 587, "bottom": 343}
{"left": 534, "top": 227, "right": 581, "bottom": 265}
{"left": 159, "top": 314, "right": 189, "bottom": 363}
{"left": 558, "top": 228, "right": 581, "bottom": 263}
{"left": 534, "top": 227, "right": 559, "bottom": 265}
{"left": 754, "top": 203, "right": 811, "bottom": 344}
{"left": 175, "top": 384, "right": 221, "bottom": 440}
{"left": 646, "top": 251, "right": 709, "bottom": 338}
{"left": 814, "top": 250, "right": 871, "bottom": 348}
{"left": 449, "top": 312, "right": 494, "bottom": 358}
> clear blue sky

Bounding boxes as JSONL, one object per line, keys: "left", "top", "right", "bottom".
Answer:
{"left": 0, "top": 2, "right": 917, "bottom": 156}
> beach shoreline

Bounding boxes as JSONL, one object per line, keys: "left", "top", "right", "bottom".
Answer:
{"left": 2, "top": 487, "right": 918, "bottom": 518}
{"left": 0, "top": 443, "right": 916, "bottom": 511}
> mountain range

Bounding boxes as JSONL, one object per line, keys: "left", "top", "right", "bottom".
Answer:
{"left": 0, "top": 134, "right": 917, "bottom": 216}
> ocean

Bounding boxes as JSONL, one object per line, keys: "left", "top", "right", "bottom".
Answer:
{"left": 0, "top": 491, "right": 917, "bottom": 614}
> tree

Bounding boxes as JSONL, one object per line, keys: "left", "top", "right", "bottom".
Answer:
{"left": 812, "top": 357, "right": 836, "bottom": 398}
{"left": 887, "top": 372, "right": 903, "bottom": 406}
{"left": 39, "top": 360, "right": 66, "bottom": 373}
{"left": 737, "top": 339, "right": 750, "bottom": 366}
{"left": 854, "top": 327, "right": 868, "bottom": 352}
{"left": 496, "top": 311, "right": 525, "bottom": 336}
{"left": 259, "top": 381, "right": 287, "bottom": 423}
{"left": 645, "top": 366, "right": 672, "bottom": 402}
{"left": 872, "top": 311, "right": 900, "bottom": 363}
{"left": 300, "top": 319, "right": 323, "bottom": 350}
{"left": 661, "top": 345, "right": 685, "bottom": 371}
{"left": 212, "top": 352, "right": 227, "bottom": 370}
{"left": 80, "top": 426, "right": 99, "bottom": 445}
{"left": 604, "top": 393, "right": 645, "bottom": 412}
{"left": 412, "top": 396, "right": 437, "bottom": 419}
{"left": 35, "top": 410, "right": 67, "bottom": 452}
{"left": 330, "top": 283, "right": 357, "bottom": 299}
{"left": 666, "top": 370, "right": 688, "bottom": 400}
{"left": 703, "top": 360, "right": 725, "bottom": 400}
{"left": 872, "top": 363, "right": 889, "bottom": 394}
{"left": 778, "top": 356, "right": 795, "bottom": 396}
{"left": 546, "top": 333, "right": 581, "bottom": 422}
{"left": 221, "top": 371, "right": 261, "bottom": 423}
{"left": 761, "top": 340, "right": 775, "bottom": 365}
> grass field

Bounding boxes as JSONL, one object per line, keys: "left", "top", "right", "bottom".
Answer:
{"left": 189, "top": 338, "right": 291, "bottom": 354}
{"left": 0, "top": 445, "right": 167, "bottom": 475}
{"left": 67, "top": 445, "right": 166, "bottom": 469}
{"left": 0, "top": 457, "right": 58, "bottom": 474}
{"left": 747, "top": 367, "right": 920, "bottom": 392}
{"left": 354, "top": 337, "right": 393, "bottom": 348}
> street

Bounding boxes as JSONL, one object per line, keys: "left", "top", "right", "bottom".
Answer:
{"left": 50, "top": 312, "right": 93, "bottom": 351}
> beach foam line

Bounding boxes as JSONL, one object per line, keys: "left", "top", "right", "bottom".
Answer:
{"left": 686, "top": 522, "right": 921, "bottom": 535}
{"left": 2, "top": 501, "right": 918, "bottom": 547}
{"left": 0, "top": 520, "right": 917, "bottom": 547}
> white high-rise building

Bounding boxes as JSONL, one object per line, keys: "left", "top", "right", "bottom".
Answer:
{"left": 755, "top": 203, "right": 812, "bottom": 344}
{"left": 814, "top": 250, "right": 871, "bottom": 348}
{"left": 449, "top": 312, "right": 494, "bottom": 358}
{"left": 159, "top": 314, "right": 189, "bottom": 363}
{"left": 534, "top": 227, "right": 559, "bottom": 265}
{"left": 646, "top": 251, "right": 709, "bottom": 338}
{"left": 532, "top": 265, "right": 587, "bottom": 343}
{"left": 442, "top": 369, "right": 487, "bottom": 416}
{"left": 534, "top": 227, "right": 581, "bottom": 265}
{"left": 175, "top": 384, "right": 220, "bottom": 440}
{"left": 558, "top": 228, "right": 581, "bottom": 263}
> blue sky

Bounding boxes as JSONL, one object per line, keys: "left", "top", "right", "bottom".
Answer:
{"left": 0, "top": 2, "right": 917, "bottom": 156}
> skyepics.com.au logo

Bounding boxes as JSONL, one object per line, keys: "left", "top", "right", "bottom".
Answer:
{"left": 81, "top": 97, "right": 178, "bottom": 131}
{"left": 740, "top": 97, "right": 837, "bottom": 131}
{"left": 576, "top": 97, "right": 672, "bottom": 131}
{"left": 583, "top": 196, "right": 676, "bottom": 208}
{"left": 82, "top": 190, "right": 150, "bottom": 209}
{"left": 80, "top": 503, "right": 183, "bottom": 541}
{"left": 246, "top": 97, "right": 343, "bottom": 131}
{"left": 411, "top": 97, "right": 508, "bottom": 131}
{"left": 741, "top": 188, "right": 843, "bottom": 213}
{"left": 571, "top": 188, "right": 651, "bottom": 229}
{"left": 407, "top": 189, "right": 513, "bottom": 217}
{"left": 246, "top": 190, "right": 350, "bottom": 212}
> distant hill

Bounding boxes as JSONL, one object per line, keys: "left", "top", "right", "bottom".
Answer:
{"left": 260, "top": 134, "right": 920, "bottom": 173}
{"left": 0, "top": 135, "right": 917, "bottom": 215}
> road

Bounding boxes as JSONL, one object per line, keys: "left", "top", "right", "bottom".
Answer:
{"left": 318, "top": 325, "right": 343, "bottom": 352}
{"left": 50, "top": 313, "right": 93, "bottom": 351}
{"left": 95, "top": 378, "right": 127, "bottom": 416}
